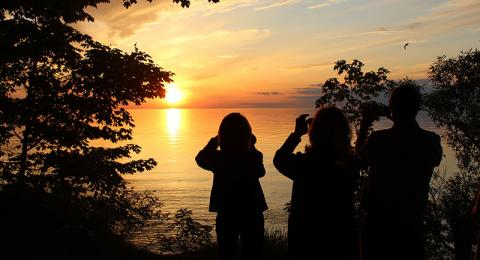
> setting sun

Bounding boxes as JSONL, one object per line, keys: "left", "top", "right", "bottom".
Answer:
{"left": 165, "top": 83, "right": 183, "bottom": 105}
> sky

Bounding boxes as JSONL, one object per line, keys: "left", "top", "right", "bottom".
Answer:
{"left": 75, "top": 0, "right": 480, "bottom": 108}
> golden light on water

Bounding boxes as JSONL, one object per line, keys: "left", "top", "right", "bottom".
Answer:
{"left": 165, "top": 83, "right": 183, "bottom": 105}
{"left": 166, "top": 108, "right": 181, "bottom": 136}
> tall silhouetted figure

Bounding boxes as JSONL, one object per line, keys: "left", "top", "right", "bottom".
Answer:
{"left": 195, "top": 113, "right": 267, "bottom": 260}
{"left": 357, "top": 85, "right": 443, "bottom": 260}
{"left": 274, "top": 107, "right": 360, "bottom": 260}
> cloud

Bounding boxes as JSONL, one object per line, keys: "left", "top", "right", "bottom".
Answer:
{"left": 195, "top": 29, "right": 271, "bottom": 44}
{"left": 149, "top": 28, "right": 271, "bottom": 67}
{"left": 278, "top": 84, "right": 325, "bottom": 107}
{"left": 192, "top": 73, "right": 217, "bottom": 81}
{"left": 402, "top": 22, "right": 423, "bottom": 30}
{"left": 75, "top": 0, "right": 265, "bottom": 41}
{"left": 285, "top": 95, "right": 318, "bottom": 107}
{"left": 74, "top": 0, "right": 173, "bottom": 40}
{"left": 255, "top": 0, "right": 301, "bottom": 11}
{"left": 294, "top": 86, "right": 322, "bottom": 95}
{"left": 283, "top": 63, "right": 332, "bottom": 73}
{"left": 393, "top": 0, "right": 480, "bottom": 39}
{"left": 217, "top": 54, "right": 239, "bottom": 59}
{"left": 313, "top": 0, "right": 479, "bottom": 55}
{"left": 308, "top": 3, "right": 329, "bottom": 9}
{"left": 317, "top": 27, "right": 414, "bottom": 40}
{"left": 256, "top": 91, "right": 282, "bottom": 96}
{"left": 236, "top": 102, "right": 299, "bottom": 108}
{"left": 202, "top": 0, "right": 258, "bottom": 15}
{"left": 308, "top": 0, "right": 347, "bottom": 10}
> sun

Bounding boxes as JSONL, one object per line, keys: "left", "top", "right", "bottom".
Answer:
{"left": 165, "top": 83, "right": 183, "bottom": 105}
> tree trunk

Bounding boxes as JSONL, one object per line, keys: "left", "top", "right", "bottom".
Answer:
{"left": 18, "top": 124, "right": 30, "bottom": 177}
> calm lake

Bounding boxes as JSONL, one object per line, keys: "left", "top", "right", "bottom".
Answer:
{"left": 122, "top": 108, "right": 457, "bottom": 244}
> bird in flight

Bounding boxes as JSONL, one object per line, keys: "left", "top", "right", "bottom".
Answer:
{"left": 404, "top": 42, "right": 410, "bottom": 50}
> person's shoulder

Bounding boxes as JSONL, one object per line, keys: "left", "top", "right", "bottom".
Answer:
{"left": 419, "top": 128, "right": 441, "bottom": 142}
{"left": 368, "top": 128, "right": 392, "bottom": 141}
{"left": 371, "top": 128, "right": 392, "bottom": 135}
{"left": 250, "top": 149, "right": 264, "bottom": 158}
{"left": 237, "top": 149, "right": 264, "bottom": 162}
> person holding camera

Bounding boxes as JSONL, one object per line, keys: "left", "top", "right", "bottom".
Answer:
{"left": 196, "top": 113, "right": 267, "bottom": 260}
{"left": 356, "top": 85, "right": 443, "bottom": 260}
{"left": 274, "top": 106, "right": 360, "bottom": 260}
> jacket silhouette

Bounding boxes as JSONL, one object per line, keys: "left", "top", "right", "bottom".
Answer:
{"left": 195, "top": 113, "right": 267, "bottom": 260}
{"left": 196, "top": 138, "right": 267, "bottom": 213}
{"left": 274, "top": 109, "right": 360, "bottom": 260}
{"left": 359, "top": 85, "right": 443, "bottom": 260}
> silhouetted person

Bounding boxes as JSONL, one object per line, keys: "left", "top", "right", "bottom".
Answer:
{"left": 195, "top": 113, "right": 267, "bottom": 260}
{"left": 274, "top": 107, "right": 360, "bottom": 260}
{"left": 357, "top": 85, "right": 443, "bottom": 260}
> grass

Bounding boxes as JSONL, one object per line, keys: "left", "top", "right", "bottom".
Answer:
{"left": 129, "top": 226, "right": 289, "bottom": 260}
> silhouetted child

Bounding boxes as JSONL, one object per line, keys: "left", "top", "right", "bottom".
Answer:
{"left": 357, "top": 84, "right": 443, "bottom": 260}
{"left": 274, "top": 107, "right": 360, "bottom": 260}
{"left": 195, "top": 113, "right": 267, "bottom": 260}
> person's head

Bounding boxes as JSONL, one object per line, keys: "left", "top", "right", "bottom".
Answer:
{"left": 218, "top": 113, "right": 252, "bottom": 151}
{"left": 389, "top": 84, "right": 421, "bottom": 122}
{"left": 307, "top": 106, "right": 352, "bottom": 158}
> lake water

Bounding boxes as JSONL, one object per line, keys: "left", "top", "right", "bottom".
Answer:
{"left": 122, "top": 108, "right": 457, "bottom": 244}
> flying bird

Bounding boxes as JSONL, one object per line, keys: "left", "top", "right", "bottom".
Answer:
{"left": 404, "top": 42, "right": 410, "bottom": 50}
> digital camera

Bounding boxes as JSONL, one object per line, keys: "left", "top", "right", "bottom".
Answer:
{"left": 361, "top": 102, "right": 390, "bottom": 118}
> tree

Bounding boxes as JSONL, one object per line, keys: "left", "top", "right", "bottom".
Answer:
{"left": 424, "top": 50, "right": 480, "bottom": 260}
{"left": 315, "top": 59, "right": 397, "bottom": 135}
{"left": 0, "top": 0, "right": 217, "bottom": 258}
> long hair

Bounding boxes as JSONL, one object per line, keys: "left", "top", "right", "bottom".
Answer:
{"left": 218, "top": 113, "right": 252, "bottom": 152}
{"left": 307, "top": 106, "right": 352, "bottom": 159}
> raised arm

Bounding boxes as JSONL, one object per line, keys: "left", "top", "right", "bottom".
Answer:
{"left": 273, "top": 114, "right": 309, "bottom": 181}
{"left": 248, "top": 134, "right": 265, "bottom": 178}
{"left": 248, "top": 147, "right": 266, "bottom": 178}
{"left": 355, "top": 104, "right": 379, "bottom": 166}
{"left": 195, "top": 136, "right": 220, "bottom": 171}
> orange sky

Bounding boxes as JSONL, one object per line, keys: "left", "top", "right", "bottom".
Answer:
{"left": 75, "top": 0, "right": 480, "bottom": 108}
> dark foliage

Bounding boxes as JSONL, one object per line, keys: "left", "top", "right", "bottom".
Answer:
{"left": 0, "top": 0, "right": 217, "bottom": 258}
{"left": 424, "top": 50, "right": 480, "bottom": 260}
{"left": 315, "top": 59, "right": 397, "bottom": 135}
{"left": 314, "top": 57, "right": 478, "bottom": 259}
{"left": 152, "top": 209, "right": 213, "bottom": 255}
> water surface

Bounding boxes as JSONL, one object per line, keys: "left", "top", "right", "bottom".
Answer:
{"left": 121, "top": 108, "right": 456, "bottom": 243}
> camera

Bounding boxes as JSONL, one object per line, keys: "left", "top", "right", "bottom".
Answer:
{"left": 360, "top": 102, "right": 390, "bottom": 118}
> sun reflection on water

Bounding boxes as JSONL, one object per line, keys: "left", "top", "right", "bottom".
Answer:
{"left": 166, "top": 108, "right": 181, "bottom": 137}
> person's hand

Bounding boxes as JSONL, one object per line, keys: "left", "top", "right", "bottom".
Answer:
{"left": 207, "top": 135, "right": 219, "bottom": 148}
{"left": 294, "top": 114, "right": 310, "bottom": 136}
{"left": 250, "top": 134, "right": 257, "bottom": 147}
{"left": 360, "top": 104, "right": 379, "bottom": 128}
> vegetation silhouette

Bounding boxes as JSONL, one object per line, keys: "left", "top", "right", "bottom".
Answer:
{"left": 423, "top": 49, "right": 480, "bottom": 260}
{"left": 1, "top": 0, "right": 479, "bottom": 259}
{"left": 472, "top": 188, "right": 480, "bottom": 260}
{"left": 274, "top": 107, "right": 360, "bottom": 259}
{"left": 315, "top": 59, "right": 396, "bottom": 135}
{"left": 153, "top": 208, "right": 214, "bottom": 255}
{"left": 315, "top": 54, "right": 480, "bottom": 260}
{"left": 196, "top": 113, "right": 267, "bottom": 260}
{"left": 0, "top": 0, "right": 218, "bottom": 259}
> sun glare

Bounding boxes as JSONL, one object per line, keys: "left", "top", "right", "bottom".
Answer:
{"left": 166, "top": 108, "right": 181, "bottom": 136}
{"left": 165, "top": 83, "right": 183, "bottom": 105}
